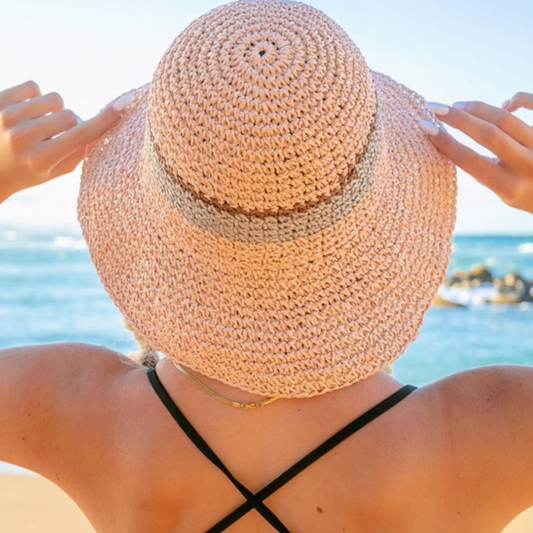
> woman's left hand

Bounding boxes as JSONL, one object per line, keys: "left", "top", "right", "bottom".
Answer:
{"left": 0, "top": 80, "right": 133, "bottom": 203}
{"left": 420, "top": 94, "right": 533, "bottom": 214}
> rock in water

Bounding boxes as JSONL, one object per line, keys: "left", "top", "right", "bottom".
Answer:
{"left": 491, "top": 271, "right": 533, "bottom": 304}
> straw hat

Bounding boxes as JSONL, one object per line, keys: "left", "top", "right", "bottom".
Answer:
{"left": 78, "top": 0, "right": 457, "bottom": 398}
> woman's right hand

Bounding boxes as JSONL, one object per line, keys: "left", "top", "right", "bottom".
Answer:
{"left": 420, "top": 92, "right": 533, "bottom": 214}
{"left": 0, "top": 80, "right": 132, "bottom": 203}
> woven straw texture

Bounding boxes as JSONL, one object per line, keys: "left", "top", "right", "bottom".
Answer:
{"left": 78, "top": 0, "right": 457, "bottom": 398}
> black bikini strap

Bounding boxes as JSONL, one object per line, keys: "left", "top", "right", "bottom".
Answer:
{"left": 147, "top": 368, "right": 291, "bottom": 533}
{"left": 207, "top": 383, "right": 418, "bottom": 532}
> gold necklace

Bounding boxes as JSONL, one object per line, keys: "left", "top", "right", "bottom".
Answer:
{"left": 172, "top": 360, "right": 280, "bottom": 409}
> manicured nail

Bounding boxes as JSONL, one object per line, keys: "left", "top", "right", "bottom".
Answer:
{"left": 452, "top": 101, "right": 468, "bottom": 110}
{"left": 112, "top": 92, "right": 134, "bottom": 112}
{"left": 419, "top": 119, "right": 440, "bottom": 136}
{"left": 426, "top": 102, "right": 450, "bottom": 116}
{"left": 501, "top": 99, "right": 510, "bottom": 109}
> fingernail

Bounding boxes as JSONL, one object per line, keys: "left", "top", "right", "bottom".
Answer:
{"left": 501, "top": 99, "right": 510, "bottom": 109}
{"left": 426, "top": 102, "right": 450, "bottom": 116}
{"left": 112, "top": 92, "right": 134, "bottom": 112}
{"left": 452, "top": 101, "right": 467, "bottom": 110}
{"left": 419, "top": 119, "right": 440, "bottom": 137}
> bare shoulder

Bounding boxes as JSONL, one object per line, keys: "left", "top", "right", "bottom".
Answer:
{"left": 427, "top": 363, "right": 533, "bottom": 396}
{"left": 0, "top": 341, "right": 142, "bottom": 480}
{"left": 421, "top": 364, "right": 533, "bottom": 520}
{"left": 0, "top": 341, "right": 140, "bottom": 379}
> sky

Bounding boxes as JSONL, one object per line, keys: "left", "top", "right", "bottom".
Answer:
{"left": 0, "top": 0, "right": 532, "bottom": 235}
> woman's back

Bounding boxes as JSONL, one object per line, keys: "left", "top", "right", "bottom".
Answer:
{"left": 41, "top": 347, "right": 533, "bottom": 533}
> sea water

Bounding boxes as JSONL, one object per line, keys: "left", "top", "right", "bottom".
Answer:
{"left": 0, "top": 230, "right": 532, "bottom": 475}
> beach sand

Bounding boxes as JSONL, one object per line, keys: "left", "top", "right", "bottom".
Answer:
{"left": 0, "top": 472, "right": 532, "bottom": 532}
{"left": 0, "top": 473, "right": 95, "bottom": 533}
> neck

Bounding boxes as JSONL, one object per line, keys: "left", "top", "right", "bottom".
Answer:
{"left": 156, "top": 356, "right": 403, "bottom": 407}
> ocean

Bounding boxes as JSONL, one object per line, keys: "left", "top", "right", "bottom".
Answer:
{"left": 1, "top": 230, "right": 532, "bottom": 475}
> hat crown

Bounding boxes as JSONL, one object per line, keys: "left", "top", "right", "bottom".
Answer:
{"left": 146, "top": 0, "right": 377, "bottom": 216}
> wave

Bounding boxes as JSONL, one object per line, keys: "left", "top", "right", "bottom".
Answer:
{"left": 0, "top": 233, "right": 86, "bottom": 251}
{"left": 438, "top": 285, "right": 498, "bottom": 306}
{"left": 53, "top": 236, "right": 87, "bottom": 250}
{"left": 518, "top": 242, "right": 533, "bottom": 254}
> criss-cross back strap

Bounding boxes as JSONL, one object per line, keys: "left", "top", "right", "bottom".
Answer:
{"left": 147, "top": 367, "right": 291, "bottom": 533}
{"left": 205, "top": 383, "right": 418, "bottom": 532}
{"left": 147, "top": 367, "right": 417, "bottom": 533}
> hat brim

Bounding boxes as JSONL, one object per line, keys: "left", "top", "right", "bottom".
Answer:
{"left": 78, "top": 71, "right": 456, "bottom": 398}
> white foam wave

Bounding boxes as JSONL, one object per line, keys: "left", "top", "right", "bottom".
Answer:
{"left": 53, "top": 236, "right": 87, "bottom": 250}
{"left": 518, "top": 242, "right": 533, "bottom": 254}
{"left": 438, "top": 285, "right": 497, "bottom": 306}
{"left": 0, "top": 234, "right": 86, "bottom": 251}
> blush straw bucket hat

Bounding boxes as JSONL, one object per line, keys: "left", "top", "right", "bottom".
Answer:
{"left": 78, "top": 0, "right": 457, "bottom": 398}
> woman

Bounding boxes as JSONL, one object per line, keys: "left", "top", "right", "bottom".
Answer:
{"left": 1, "top": 1, "right": 532, "bottom": 532}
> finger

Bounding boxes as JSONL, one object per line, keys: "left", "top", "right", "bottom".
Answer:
{"left": 0, "top": 92, "right": 64, "bottom": 128}
{"left": 429, "top": 100, "right": 533, "bottom": 149}
{"left": 41, "top": 93, "right": 134, "bottom": 162}
{"left": 49, "top": 145, "right": 86, "bottom": 179}
{"left": 0, "top": 80, "right": 42, "bottom": 110}
{"left": 426, "top": 103, "right": 530, "bottom": 164}
{"left": 503, "top": 92, "right": 533, "bottom": 113}
{"left": 10, "top": 109, "right": 79, "bottom": 146}
{"left": 419, "top": 120, "right": 516, "bottom": 200}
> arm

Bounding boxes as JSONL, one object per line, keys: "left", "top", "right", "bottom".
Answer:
{"left": 0, "top": 80, "right": 132, "bottom": 473}
{"left": 420, "top": 98, "right": 533, "bottom": 515}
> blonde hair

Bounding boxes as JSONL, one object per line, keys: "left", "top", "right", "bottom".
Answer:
{"left": 123, "top": 319, "right": 160, "bottom": 368}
